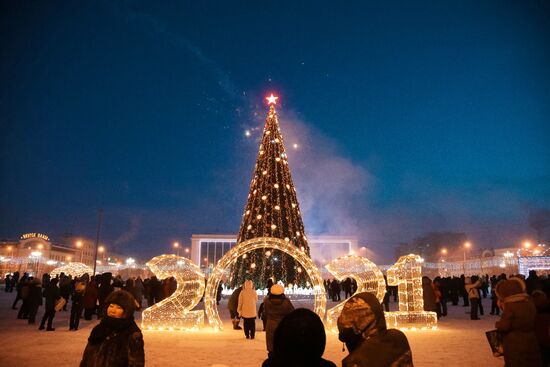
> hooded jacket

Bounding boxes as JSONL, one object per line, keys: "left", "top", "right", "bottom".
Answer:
{"left": 262, "top": 308, "right": 336, "bottom": 367}
{"left": 495, "top": 278, "right": 542, "bottom": 367}
{"left": 264, "top": 293, "right": 294, "bottom": 352}
{"left": 337, "top": 292, "right": 413, "bottom": 367}
{"left": 237, "top": 280, "right": 258, "bottom": 318}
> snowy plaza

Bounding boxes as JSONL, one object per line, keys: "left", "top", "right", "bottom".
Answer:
{"left": 0, "top": 290, "right": 503, "bottom": 367}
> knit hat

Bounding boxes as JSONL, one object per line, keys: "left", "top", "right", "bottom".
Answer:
{"left": 495, "top": 277, "right": 526, "bottom": 300}
{"left": 104, "top": 290, "right": 137, "bottom": 318}
{"left": 271, "top": 284, "right": 284, "bottom": 296}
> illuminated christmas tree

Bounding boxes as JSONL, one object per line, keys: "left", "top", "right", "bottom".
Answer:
{"left": 230, "top": 94, "right": 310, "bottom": 287}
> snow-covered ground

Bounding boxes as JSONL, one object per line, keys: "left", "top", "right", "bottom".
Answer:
{"left": 0, "top": 291, "right": 503, "bottom": 367}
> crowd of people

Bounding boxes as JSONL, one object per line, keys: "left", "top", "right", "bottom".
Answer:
{"left": 5, "top": 271, "right": 179, "bottom": 332}
{"left": 3, "top": 269, "right": 550, "bottom": 366}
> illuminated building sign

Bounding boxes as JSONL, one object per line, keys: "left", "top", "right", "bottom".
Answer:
{"left": 20, "top": 233, "right": 50, "bottom": 241}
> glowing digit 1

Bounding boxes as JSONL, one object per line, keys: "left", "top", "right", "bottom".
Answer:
{"left": 325, "top": 255, "right": 386, "bottom": 330}
{"left": 385, "top": 254, "right": 437, "bottom": 329}
{"left": 142, "top": 255, "right": 205, "bottom": 331}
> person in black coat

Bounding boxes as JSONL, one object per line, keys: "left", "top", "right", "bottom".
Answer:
{"left": 264, "top": 284, "right": 294, "bottom": 356}
{"left": 262, "top": 308, "right": 336, "bottom": 367}
{"left": 98, "top": 273, "right": 114, "bottom": 318}
{"left": 16, "top": 277, "right": 31, "bottom": 319}
{"left": 228, "top": 286, "right": 243, "bottom": 330}
{"left": 27, "top": 278, "right": 43, "bottom": 324}
{"left": 331, "top": 280, "right": 341, "bottom": 301}
{"left": 338, "top": 292, "right": 413, "bottom": 367}
{"left": 70, "top": 280, "right": 86, "bottom": 330}
{"left": 39, "top": 278, "right": 61, "bottom": 331}
{"left": 80, "top": 290, "right": 144, "bottom": 367}
{"left": 11, "top": 272, "right": 23, "bottom": 309}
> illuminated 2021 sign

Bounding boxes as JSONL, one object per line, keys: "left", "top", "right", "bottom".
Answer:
{"left": 21, "top": 233, "right": 50, "bottom": 241}
{"left": 143, "top": 238, "right": 437, "bottom": 332}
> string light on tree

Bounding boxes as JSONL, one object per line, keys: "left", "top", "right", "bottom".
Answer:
{"left": 231, "top": 94, "right": 310, "bottom": 287}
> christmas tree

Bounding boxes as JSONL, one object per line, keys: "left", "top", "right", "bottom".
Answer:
{"left": 230, "top": 94, "right": 310, "bottom": 288}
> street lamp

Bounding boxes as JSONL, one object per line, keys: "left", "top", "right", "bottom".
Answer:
{"left": 184, "top": 247, "right": 190, "bottom": 258}
{"left": 463, "top": 242, "right": 471, "bottom": 274}
{"left": 173, "top": 242, "right": 180, "bottom": 256}
{"left": 76, "top": 241, "right": 83, "bottom": 262}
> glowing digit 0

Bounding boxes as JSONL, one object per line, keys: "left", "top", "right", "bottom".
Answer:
{"left": 142, "top": 255, "right": 205, "bottom": 331}
{"left": 325, "top": 255, "right": 386, "bottom": 330}
{"left": 385, "top": 254, "right": 437, "bottom": 329}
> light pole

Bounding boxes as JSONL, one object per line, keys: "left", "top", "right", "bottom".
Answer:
{"left": 92, "top": 209, "right": 103, "bottom": 276}
{"left": 76, "top": 241, "right": 83, "bottom": 262}
{"left": 184, "top": 247, "right": 190, "bottom": 259}
{"left": 463, "top": 242, "right": 471, "bottom": 274}
{"left": 173, "top": 242, "right": 180, "bottom": 256}
{"left": 440, "top": 248, "right": 447, "bottom": 276}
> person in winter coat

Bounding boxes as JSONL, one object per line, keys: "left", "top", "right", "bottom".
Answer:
{"left": 59, "top": 274, "right": 73, "bottom": 311}
{"left": 237, "top": 280, "right": 258, "bottom": 339}
{"left": 216, "top": 282, "right": 223, "bottom": 305}
{"left": 83, "top": 278, "right": 99, "bottom": 320}
{"left": 338, "top": 292, "right": 413, "bottom": 367}
{"left": 16, "top": 277, "right": 31, "bottom": 319}
{"left": 532, "top": 290, "right": 550, "bottom": 366}
{"left": 495, "top": 277, "right": 542, "bottom": 367}
{"left": 39, "top": 278, "right": 61, "bottom": 331}
{"left": 11, "top": 272, "right": 25, "bottom": 310}
{"left": 27, "top": 278, "right": 43, "bottom": 324}
{"left": 124, "top": 278, "right": 141, "bottom": 310}
{"left": 98, "top": 273, "right": 114, "bottom": 317}
{"left": 80, "top": 290, "right": 144, "bottom": 367}
{"left": 228, "top": 286, "right": 243, "bottom": 330}
{"left": 133, "top": 277, "right": 144, "bottom": 309}
{"left": 465, "top": 276, "right": 482, "bottom": 320}
{"left": 421, "top": 276, "right": 437, "bottom": 314}
{"left": 258, "top": 279, "right": 274, "bottom": 331}
{"left": 70, "top": 280, "right": 86, "bottom": 330}
{"left": 262, "top": 308, "right": 336, "bottom": 367}
{"left": 264, "top": 284, "right": 294, "bottom": 356}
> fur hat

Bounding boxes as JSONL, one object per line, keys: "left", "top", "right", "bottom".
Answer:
{"left": 495, "top": 277, "right": 526, "bottom": 300}
{"left": 271, "top": 284, "right": 284, "bottom": 296}
{"left": 104, "top": 290, "right": 137, "bottom": 318}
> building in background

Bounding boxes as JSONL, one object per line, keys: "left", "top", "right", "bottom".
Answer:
{"left": 0, "top": 233, "right": 105, "bottom": 277}
{"left": 191, "top": 234, "right": 359, "bottom": 274}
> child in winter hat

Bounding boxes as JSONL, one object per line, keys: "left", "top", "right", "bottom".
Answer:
{"left": 104, "top": 289, "right": 138, "bottom": 318}
{"left": 80, "top": 290, "right": 144, "bottom": 366}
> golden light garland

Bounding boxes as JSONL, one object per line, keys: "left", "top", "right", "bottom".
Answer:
{"left": 233, "top": 101, "right": 309, "bottom": 287}
{"left": 142, "top": 255, "right": 205, "bottom": 331}
{"left": 50, "top": 262, "right": 94, "bottom": 278}
{"left": 204, "top": 237, "right": 326, "bottom": 331}
{"left": 518, "top": 256, "right": 550, "bottom": 277}
{"left": 325, "top": 255, "right": 386, "bottom": 330}
{"left": 386, "top": 254, "right": 437, "bottom": 329}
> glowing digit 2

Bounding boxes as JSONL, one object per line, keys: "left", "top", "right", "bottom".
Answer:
{"left": 325, "top": 255, "right": 386, "bottom": 330}
{"left": 142, "top": 255, "right": 205, "bottom": 331}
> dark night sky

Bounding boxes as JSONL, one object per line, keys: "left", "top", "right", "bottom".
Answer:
{"left": 1, "top": 1, "right": 549, "bottom": 262}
